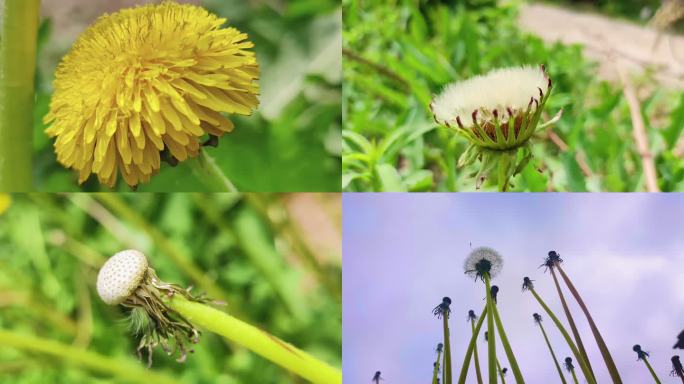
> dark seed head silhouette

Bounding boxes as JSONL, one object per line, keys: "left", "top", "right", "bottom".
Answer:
{"left": 675, "top": 330, "right": 684, "bottom": 349}
{"left": 436, "top": 343, "right": 443, "bottom": 353}
{"left": 533, "top": 313, "right": 542, "bottom": 324}
{"left": 522, "top": 276, "right": 534, "bottom": 291}
{"left": 564, "top": 357, "right": 575, "bottom": 372}
{"left": 432, "top": 297, "right": 452, "bottom": 319}
{"left": 502, "top": 367, "right": 508, "bottom": 376}
{"left": 484, "top": 331, "right": 489, "bottom": 342}
{"left": 672, "top": 356, "right": 684, "bottom": 378}
{"left": 467, "top": 309, "right": 478, "bottom": 322}
{"left": 540, "top": 250, "right": 563, "bottom": 271}
{"left": 632, "top": 344, "right": 649, "bottom": 360}
{"left": 372, "top": 371, "right": 382, "bottom": 383}
{"left": 490, "top": 285, "right": 499, "bottom": 304}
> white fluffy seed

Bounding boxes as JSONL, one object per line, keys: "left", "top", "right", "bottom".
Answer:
{"left": 96, "top": 249, "right": 148, "bottom": 305}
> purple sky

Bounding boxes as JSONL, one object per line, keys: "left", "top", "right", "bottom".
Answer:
{"left": 343, "top": 193, "right": 684, "bottom": 383}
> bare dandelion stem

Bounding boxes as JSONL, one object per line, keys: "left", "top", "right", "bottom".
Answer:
{"left": 536, "top": 318, "right": 567, "bottom": 384}
{"left": 490, "top": 292, "right": 524, "bottom": 383}
{"left": 471, "top": 317, "right": 484, "bottom": 384}
{"left": 457, "top": 307, "right": 487, "bottom": 384}
{"left": 484, "top": 274, "right": 497, "bottom": 384}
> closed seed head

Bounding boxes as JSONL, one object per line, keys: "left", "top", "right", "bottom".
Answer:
{"left": 97, "top": 249, "right": 148, "bottom": 305}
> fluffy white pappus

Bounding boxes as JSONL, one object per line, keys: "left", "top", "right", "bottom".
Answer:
{"left": 97, "top": 249, "right": 148, "bottom": 305}
{"left": 464, "top": 246, "right": 504, "bottom": 279}
{"left": 431, "top": 65, "right": 548, "bottom": 124}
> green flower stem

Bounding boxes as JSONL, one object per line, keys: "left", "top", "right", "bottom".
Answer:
{"left": 640, "top": 357, "right": 661, "bottom": 384}
{"left": 167, "top": 295, "right": 342, "bottom": 384}
{"left": 470, "top": 318, "right": 484, "bottom": 384}
{"left": 490, "top": 297, "right": 524, "bottom": 383}
{"left": 496, "top": 359, "right": 505, "bottom": 384}
{"left": 189, "top": 150, "right": 238, "bottom": 192}
{"left": 457, "top": 307, "right": 487, "bottom": 384}
{"left": 570, "top": 368, "right": 579, "bottom": 384}
{"left": 528, "top": 287, "right": 596, "bottom": 384}
{"left": 556, "top": 265, "right": 622, "bottom": 383}
{"left": 0, "top": 0, "right": 38, "bottom": 191}
{"left": 549, "top": 267, "right": 594, "bottom": 379}
{"left": 537, "top": 321, "right": 567, "bottom": 384}
{"left": 443, "top": 313, "right": 452, "bottom": 384}
{"left": 442, "top": 348, "right": 446, "bottom": 384}
{"left": 432, "top": 349, "right": 442, "bottom": 384}
{"left": 484, "top": 274, "right": 497, "bottom": 384}
{"left": 0, "top": 328, "right": 178, "bottom": 384}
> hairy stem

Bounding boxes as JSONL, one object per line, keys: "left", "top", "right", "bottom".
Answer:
{"left": 538, "top": 322, "right": 567, "bottom": 384}
{"left": 167, "top": 295, "right": 341, "bottom": 384}
{"left": 0, "top": 328, "right": 177, "bottom": 384}
{"left": 484, "top": 274, "right": 497, "bottom": 384}
{"left": 457, "top": 307, "right": 487, "bottom": 384}
{"left": 529, "top": 288, "right": 596, "bottom": 384}
{"left": 556, "top": 265, "right": 622, "bottom": 383}
{"left": 443, "top": 313, "right": 453, "bottom": 384}
{"left": 0, "top": 0, "right": 39, "bottom": 191}
{"left": 641, "top": 357, "right": 661, "bottom": 384}
{"left": 471, "top": 318, "right": 484, "bottom": 384}
{"left": 490, "top": 299, "right": 524, "bottom": 383}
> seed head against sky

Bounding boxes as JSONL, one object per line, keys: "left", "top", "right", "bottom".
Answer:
{"left": 343, "top": 193, "right": 684, "bottom": 383}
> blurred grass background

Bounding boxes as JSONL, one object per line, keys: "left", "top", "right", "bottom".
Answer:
{"left": 0, "top": 192, "right": 341, "bottom": 383}
{"left": 34, "top": 0, "right": 341, "bottom": 192}
{"left": 342, "top": 0, "right": 684, "bottom": 191}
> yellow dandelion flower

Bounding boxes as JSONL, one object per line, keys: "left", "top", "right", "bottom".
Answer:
{"left": 44, "top": 2, "right": 259, "bottom": 188}
{"left": 0, "top": 194, "right": 10, "bottom": 215}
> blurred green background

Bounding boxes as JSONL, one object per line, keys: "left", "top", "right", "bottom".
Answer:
{"left": 0, "top": 192, "right": 341, "bottom": 383}
{"left": 342, "top": 0, "right": 684, "bottom": 191}
{"left": 34, "top": 0, "right": 341, "bottom": 192}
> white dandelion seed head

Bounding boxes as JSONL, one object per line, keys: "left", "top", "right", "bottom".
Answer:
{"left": 464, "top": 246, "right": 504, "bottom": 280}
{"left": 431, "top": 65, "right": 549, "bottom": 124}
{"left": 97, "top": 249, "right": 148, "bottom": 305}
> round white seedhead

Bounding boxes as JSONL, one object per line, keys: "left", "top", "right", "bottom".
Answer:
{"left": 97, "top": 249, "right": 148, "bottom": 305}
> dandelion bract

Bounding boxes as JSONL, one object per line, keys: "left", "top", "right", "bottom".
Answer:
{"left": 44, "top": 2, "right": 259, "bottom": 188}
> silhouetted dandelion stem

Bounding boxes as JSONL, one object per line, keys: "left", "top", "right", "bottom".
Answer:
{"left": 484, "top": 275, "right": 497, "bottom": 384}
{"left": 457, "top": 307, "right": 487, "bottom": 384}
{"left": 523, "top": 278, "right": 596, "bottom": 384}
{"left": 555, "top": 263, "right": 622, "bottom": 383}
{"left": 633, "top": 345, "right": 661, "bottom": 383}
{"left": 489, "top": 283, "right": 524, "bottom": 383}
{"left": 534, "top": 314, "right": 566, "bottom": 384}
{"left": 469, "top": 311, "right": 484, "bottom": 384}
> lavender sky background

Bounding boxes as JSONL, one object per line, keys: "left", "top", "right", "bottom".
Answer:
{"left": 343, "top": 193, "right": 684, "bottom": 383}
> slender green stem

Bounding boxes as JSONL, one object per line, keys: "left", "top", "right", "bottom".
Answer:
{"left": 549, "top": 267, "right": 594, "bottom": 379}
{"left": 529, "top": 288, "right": 596, "bottom": 384}
{"left": 432, "top": 350, "right": 442, "bottom": 384}
{"left": 641, "top": 357, "right": 661, "bottom": 384}
{"left": 538, "top": 322, "right": 567, "bottom": 384}
{"left": 496, "top": 359, "right": 505, "bottom": 384}
{"left": 490, "top": 298, "right": 524, "bottom": 383}
{"left": 443, "top": 314, "right": 452, "bottom": 384}
{"left": 556, "top": 265, "right": 622, "bottom": 383}
{"left": 442, "top": 348, "right": 446, "bottom": 384}
{"left": 484, "top": 274, "right": 497, "bottom": 384}
{"left": 167, "top": 296, "right": 342, "bottom": 384}
{"left": 0, "top": 0, "right": 38, "bottom": 191}
{"left": 457, "top": 307, "right": 487, "bottom": 384}
{"left": 0, "top": 328, "right": 178, "bottom": 384}
{"left": 188, "top": 150, "right": 238, "bottom": 192}
{"left": 471, "top": 319, "right": 484, "bottom": 384}
{"left": 570, "top": 369, "right": 579, "bottom": 384}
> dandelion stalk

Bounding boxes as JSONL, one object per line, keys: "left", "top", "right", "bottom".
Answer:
{"left": 457, "top": 307, "right": 487, "bottom": 384}
{"left": 433, "top": 344, "right": 443, "bottom": 384}
{"left": 188, "top": 150, "right": 238, "bottom": 192}
{"left": 534, "top": 313, "right": 566, "bottom": 384}
{"left": 633, "top": 345, "right": 661, "bottom": 383}
{"left": 433, "top": 297, "right": 453, "bottom": 384}
{"left": 495, "top": 359, "right": 506, "bottom": 384}
{"left": 168, "top": 295, "right": 341, "bottom": 384}
{"left": 555, "top": 261, "right": 622, "bottom": 383}
{"left": 523, "top": 278, "right": 596, "bottom": 384}
{"left": 488, "top": 283, "right": 524, "bottom": 383}
{"left": 0, "top": 0, "right": 39, "bottom": 191}
{"left": 484, "top": 274, "right": 497, "bottom": 384}
{"left": 565, "top": 358, "right": 579, "bottom": 384}
{"left": 469, "top": 311, "right": 484, "bottom": 384}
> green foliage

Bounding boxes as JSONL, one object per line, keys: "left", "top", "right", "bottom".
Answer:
{"left": 33, "top": 0, "right": 341, "bottom": 192}
{"left": 0, "top": 193, "right": 341, "bottom": 383}
{"left": 342, "top": 0, "right": 684, "bottom": 191}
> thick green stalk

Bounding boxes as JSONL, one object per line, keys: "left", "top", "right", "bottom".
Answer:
{"left": 490, "top": 298, "right": 524, "bottom": 383}
{"left": 0, "top": 0, "right": 38, "bottom": 191}
{"left": 538, "top": 322, "right": 567, "bottom": 384}
{"left": 471, "top": 319, "right": 484, "bottom": 384}
{"left": 556, "top": 265, "right": 622, "bottom": 383}
{"left": 529, "top": 288, "right": 596, "bottom": 384}
{"left": 484, "top": 274, "right": 497, "bottom": 384}
{"left": 457, "top": 307, "right": 487, "bottom": 384}
{"left": 0, "top": 328, "right": 177, "bottom": 384}
{"left": 496, "top": 359, "right": 505, "bottom": 384}
{"left": 549, "top": 267, "right": 594, "bottom": 379}
{"left": 641, "top": 357, "right": 661, "bottom": 384}
{"left": 570, "top": 369, "right": 579, "bottom": 384}
{"left": 168, "top": 296, "right": 341, "bottom": 384}
{"left": 188, "top": 150, "right": 238, "bottom": 192}
{"left": 432, "top": 349, "right": 442, "bottom": 384}
{"left": 443, "top": 314, "right": 452, "bottom": 384}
